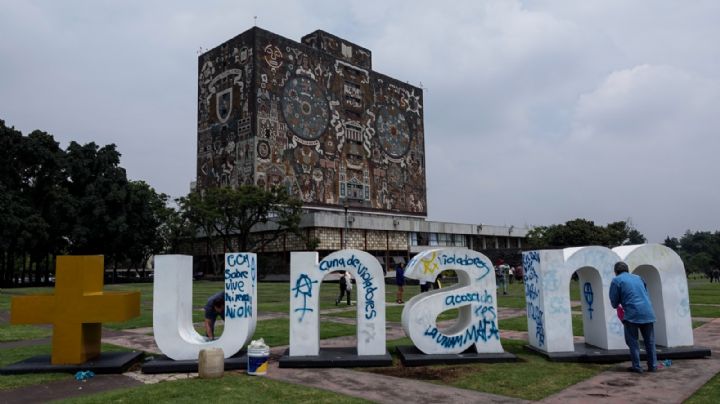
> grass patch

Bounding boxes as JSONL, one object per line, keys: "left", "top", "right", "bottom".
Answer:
{"left": 366, "top": 338, "right": 610, "bottom": 401}
{"left": 690, "top": 305, "right": 720, "bottom": 318}
{"left": 0, "top": 324, "right": 52, "bottom": 342}
{"left": 250, "top": 318, "right": 357, "bottom": 347}
{"left": 450, "top": 339, "right": 611, "bottom": 400}
{"left": 500, "top": 314, "right": 585, "bottom": 336}
{"left": 330, "top": 305, "right": 459, "bottom": 324}
{"left": 688, "top": 281, "right": 720, "bottom": 305}
{"left": 0, "top": 344, "right": 69, "bottom": 390}
{"left": 686, "top": 371, "right": 720, "bottom": 404}
{"left": 60, "top": 372, "right": 371, "bottom": 404}
{"left": 692, "top": 320, "right": 707, "bottom": 329}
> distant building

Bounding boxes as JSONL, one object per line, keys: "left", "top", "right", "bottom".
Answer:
{"left": 194, "top": 27, "right": 526, "bottom": 277}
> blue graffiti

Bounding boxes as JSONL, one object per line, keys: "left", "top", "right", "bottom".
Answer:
{"left": 436, "top": 253, "right": 492, "bottom": 280}
{"left": 445, "top": 292, "right": 480, "bottom": 307}
{"left": 528, "top": 303, "right": 545, "bottom": 347}
{"left": 226, "top": 253, "right": 251, "bottom": 267}
{"left": 225, "top": 299, "right": 252, "bottom": 318}
{"left": 523, "top": 251, "right": 540, "bottom": 283}
{"left": 677, "top": 297, "right": 690, "bottom": 317}
{"left": 543, "top": 270, "right": 560, "bottom": 292}
{"left": 319, "top": 254, "right": 378, "bottom": 319}
{"left": 292, "top": 273, "right": 318, "bottom": 322}
{"left": 525, "top": 282, "right": 539, "bottom": 300}
{"left": 225, "top": 269, "right": 246, "bottom": 293}
{"left": 423, "top": 317, "right": 499, "bottom": 348}
{"left": 583, "top": 282, "right": 594, "bottom": 320}
{"left": 480, "top": 289, "right": 493, "bottom": 304}
{"left": 550, "top": 296, "right": 569, "bottom": 314}
{"left": 609, "top": 316, "right": 623, "bottom": 335}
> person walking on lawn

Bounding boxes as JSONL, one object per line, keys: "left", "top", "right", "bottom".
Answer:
{"left": 336, "top": 271, "right": 352, "bottom": 306}
{"left": 395, "top": 263, "right": 405, "bottom": 303}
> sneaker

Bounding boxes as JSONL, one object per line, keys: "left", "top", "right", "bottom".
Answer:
{"left": 628, "top": 367, "right": 644, "bottom": 374}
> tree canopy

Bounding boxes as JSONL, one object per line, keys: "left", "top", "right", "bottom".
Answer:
{"left": 0, "top": 119, "right": 169, "bottom": 286}
{"left": 664, "top": 231, "right": 720, "bottom": 275}
{"left": 176, "top": 185, "right": 303, "bottom": 274}
{"left": 526, "top": 218, "right": 647, "bottom": 249}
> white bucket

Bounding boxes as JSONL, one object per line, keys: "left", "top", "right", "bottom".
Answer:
{"left": 247, "top": 339, "right": 270, "bottom": 376}
{"left": 198, "top": 347, "right": 224, "bottom": 379}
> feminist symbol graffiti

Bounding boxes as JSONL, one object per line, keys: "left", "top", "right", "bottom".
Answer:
{"left": 292, "top": 273, "right": 317, "bottom": 322}
{"left": 583, "top": 282, "right": 594, "bottom": 320}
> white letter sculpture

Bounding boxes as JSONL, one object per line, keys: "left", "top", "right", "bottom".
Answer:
{"left": 289, "top": 249, "right": 386, "bottom": 356}
{"left": 524, "top": 244, "right": 692, "bottom": 353}
{"left": 402, "top": 248, "right": 503, "bottom": 354}
{"left": 153, "top": 254, "right": 257, "bottom": 360}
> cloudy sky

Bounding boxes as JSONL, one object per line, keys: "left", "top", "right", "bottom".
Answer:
{"left": 1, "top": 0, "right": 718, "bottom": 242}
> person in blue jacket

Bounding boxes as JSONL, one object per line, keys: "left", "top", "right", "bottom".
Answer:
{"left": 609, "top": 261, "right": 657, "bottom": 373}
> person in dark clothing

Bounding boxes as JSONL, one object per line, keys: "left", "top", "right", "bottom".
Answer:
{"left": 336, "top": 271, "right": 352, "bottom": 306}
{"left": 203, "top": 291, "right": 225, "bottom": 340}
{"left": 395, "top": 263, "right": 405, "bottom": 303}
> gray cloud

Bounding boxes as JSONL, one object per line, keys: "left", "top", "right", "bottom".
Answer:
{"left": 1, "top": 0, "right": 717, "bottom": 242}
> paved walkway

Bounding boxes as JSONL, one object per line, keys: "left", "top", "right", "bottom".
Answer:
{"left": 540, "top": 318, "right": 720, "bottom": 404}
{"left": 2, "top": 308, "right": 718, "bottom": 403}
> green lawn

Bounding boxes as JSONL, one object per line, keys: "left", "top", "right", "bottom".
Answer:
{"left": 60, "top": 373, "right": 371, "bottom": 404}
{"left": 0, "top": 343, "right": 132, "bottom": 391}
{"left": 690, "top": 305, "right": 720, "bottom": 318}
{"left": 329, "top": 305, "right": 459, "bottom": 323}
{"left": 449, "top": 339, "right": 611, "bottom": 400}
{"left": 688, "top": 280, "right": 720, "bottom": 305}
{"left": 0, "top": 344, "right": 69, "bottom": 390}
{"left": 367, "top": 338, "right": 611, "bottom": 401}
{"left": 686, "top": 371, "right": 720, "bottom": 404}
{"left": 500, "top": 314, "right": 585, "bottom": 336}
{"left": 0, "top": 324, "right": 51, "bottom": 342}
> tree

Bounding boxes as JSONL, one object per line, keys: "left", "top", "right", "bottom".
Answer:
{"left": 0, "top": 118, "right": 188, "bottom": 286}
{"left": 526, "top": 218, "right": 647, "bottom": 249}
{"left": 178, "top": 185, "right": 303, "bottom": 275}
{"left": 663, "top": 236, "right": 680, "bottom": 250}
{"left": 118, "top": 181, "right": 169, "bottom": 277}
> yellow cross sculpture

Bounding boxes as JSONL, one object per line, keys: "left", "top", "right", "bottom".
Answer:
{"left": 10, "top": 256, "right": 140, "bottom": 365}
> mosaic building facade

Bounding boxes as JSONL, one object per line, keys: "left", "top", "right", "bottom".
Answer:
{"left": 197, "top": 27, "right": 426, "bottom": 216}
{"left": 194, "top": 28, "right": 526, "bottom": 277}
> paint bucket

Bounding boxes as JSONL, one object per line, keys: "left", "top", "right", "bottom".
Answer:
{"left": 247, "top": 338, "right": 270, "bottom": 376}
{"left": 198, "top": 347, "right": 224, "bottom": 379}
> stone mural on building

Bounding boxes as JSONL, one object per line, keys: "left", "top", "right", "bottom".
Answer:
{"left": 197, "top": 28, "right": 426, "bottom": 216}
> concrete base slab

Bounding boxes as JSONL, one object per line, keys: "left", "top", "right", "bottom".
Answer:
{"left": 0, "top": 351, "right": 144, "bottom": 375}
{"left": 278, "top": 347, "right": 393, "bottom": 368}
{"left": 396, "top": 345, "right": 518, "bottom": 367}
{"left": 141, "top": 351, "right": 247, "bottom": 374}
{"left": 527, "top": 342, "right": 711, "bottom": 363}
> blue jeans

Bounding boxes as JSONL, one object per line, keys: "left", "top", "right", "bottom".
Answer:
{"left": 624, "top": 321, "right": 657, "bottom": 370}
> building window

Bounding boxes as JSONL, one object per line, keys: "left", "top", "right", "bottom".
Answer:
{"left": 429, "top": 233, "right": 438, "bottom": 246}
{"left": 437, "top": 233, "right": 450, "bottom": 246}
{"left": 409, "top": 232, "right": 418, "bottom": 246}
{"left": 417, "top": 232, "right": 429, "bottom": 246}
